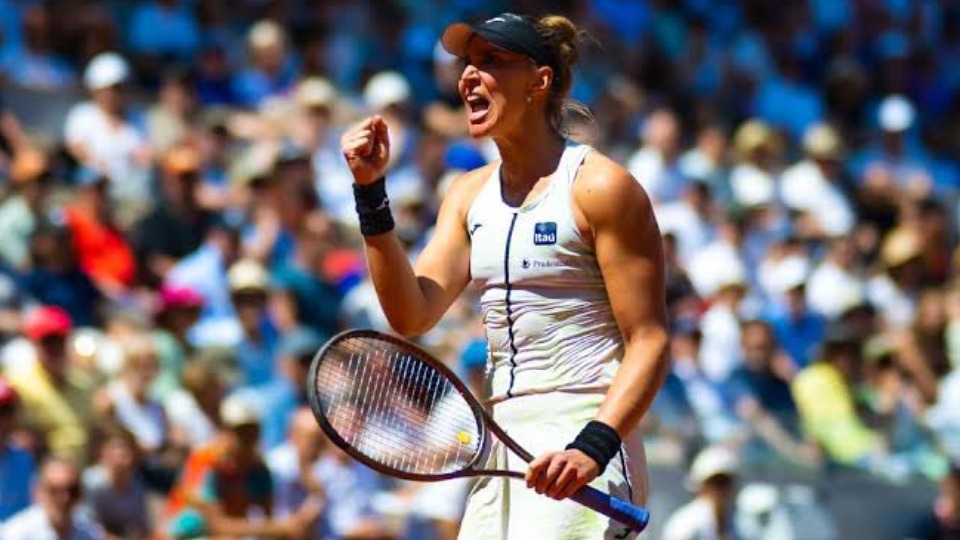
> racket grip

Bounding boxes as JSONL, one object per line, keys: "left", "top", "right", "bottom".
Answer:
{"left": 569, "top": 486, "right": 650, "bottom": 532}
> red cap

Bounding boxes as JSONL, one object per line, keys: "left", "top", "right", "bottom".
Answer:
{"left": 0, "top": 377, "right": 18, "bottom": 407}
{"left": 24, "top": 306, "right": 73, "bottom": 341}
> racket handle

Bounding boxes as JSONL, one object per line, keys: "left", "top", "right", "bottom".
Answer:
{"left": 569, "top": 486, "right": 650, "bottom": 532}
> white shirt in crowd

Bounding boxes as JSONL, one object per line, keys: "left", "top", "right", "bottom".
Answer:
{"left": 661, "top": 497, "right": 741, "bottom": 540}
{"left": 63, "top": 101, "right": 150, "bottom": 202}
{"left": 698, "top": 304, "right": 743, "bottom": 383}
{"left": 866, "top": 274, "right": 916, "bottom": 328}
{"left": 628, "top": 146, "right": 687, "bottom": 203}
{"left": 779, "top": 160, "right": 854, "bottom": 237}
{"left": 164, "top": 388, "right": 217, "bottom": 448}
{"left": 656, "top": 201, "right": 716, "bottom": 267}
{"left": 729, "top": 163, "right": 776, "bottom": 208}
{"left": 806, "top": 260, "right": 866, "bottom": 319}
{"left": 106, "top": 381, "right": 166, "bottom": 452}
{"left": 0, "top": 506, "right": 104, "bottom": 540}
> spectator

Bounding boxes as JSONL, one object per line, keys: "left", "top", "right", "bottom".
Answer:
{"left": 167, "top": 394, "right": 321, "bottom": 539}
{"left": 728, "top": 320, "right": 816, "bottom": 466}
{"left": 0, "top": 148, "right": 52, "bottom": 270}
{"left": 656, "top": 179, "right": 716, "bottom": 268}
{"left": 131, "top": 143, "right": 215, "bottom": 288}
{"left": 21, "top": 222, "right": 102, "bottom": 328}
{"left": 791, "top": 327, "right": 882, "bottom": 467}
{"left": 150, "top": 284, "right": 203, "bottom": 399}
{"left": 228, "top": 258, "right": 279, "bottom": 388}
{"left": 0, "top": 4, "right": 76, "bottom": 91}
{"left": 82, "top": 425, "right": 151, "bottom": 540}
{"left": 63, "top": 52, "right": 152, "bottom": 210}
{"left": 0, "top": 377, "right": 34, "bottom": 522}
{"left": 145, "top": 70, "right": 198, "bottom": 155}
{"left": 728, "top": 120, "right": 782, "bottom": 210}
{"left": 0, "top": 457, "right": 104, "bottom": 540}
{"left": 164, "top": 358, "right": 225, "bottom": 449}
{"left": 661, "top": 445, "right": 742, "bottom": 540}
{"left": 63, "top": 167, "right": 137, "bottom": 296}
{"left": 167, "top": 217, "right": 244, "bottom": 348}
{"left": 764, "top": 255, "right": 826, "bottom": 369}
{"left": 807, "top": 237, "right": 868, "bottom": 320}
{"left": 233, "top": 20, "right": 298, "bottom": 108}
{"left": 868, "top": 226, "right": 925, "bottom": 329}
{"left": 627, "top": 108, "right": 687, "bottom": 204}
{"left": 266, "top": 407, "right": 328, "bottom": 538}
{"left": 780, "top": 123, "right": 855, "bottom": 239}
{"left": 5, "top": 306, "right": 95, "bottom": 464}
{"left": 363, "top": 71, "right": 417, "bottom": 176}
{"left": 853, "top": 95, "right": 935, "bottom": 200}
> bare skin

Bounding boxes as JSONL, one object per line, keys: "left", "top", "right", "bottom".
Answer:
{"left": 341, "top": 37, "right": 668, "bottom": 503}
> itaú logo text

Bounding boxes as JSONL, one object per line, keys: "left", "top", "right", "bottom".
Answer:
{"left": 533, "top": 222, "right": 557, "bottom": 245}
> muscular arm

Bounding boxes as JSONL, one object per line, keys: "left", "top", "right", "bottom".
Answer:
{"left": 363, "top": 167, "right": 489, "bottom": 337}
{"left": 576, "top": 155, "right": 670, "bottom": 437}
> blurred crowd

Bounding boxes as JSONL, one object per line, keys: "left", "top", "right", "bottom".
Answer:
{"left": 0, "top": 0, "right": 959, "bottom": 539}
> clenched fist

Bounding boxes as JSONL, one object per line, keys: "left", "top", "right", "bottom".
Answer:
{"left": 341, "top": 115, "right": 391, "bottom": 185}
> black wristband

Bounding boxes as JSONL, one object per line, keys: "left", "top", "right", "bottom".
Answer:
{"left": 566, "top": 420, "right": 622, "bottom": 475}
{"left": 353, "top": 177, "right": 395, "bottom": 237}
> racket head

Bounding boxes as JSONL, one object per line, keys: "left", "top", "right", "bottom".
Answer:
{"left": 307, "top": 329, "right": 490, "bottom": 481}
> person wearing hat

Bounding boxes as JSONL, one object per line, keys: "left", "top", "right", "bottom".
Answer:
{"left": 780, "top": 122, "right": 855, "bottom": 239}
{"left": 165, "top": 394, "right": 322, "bottom": 539}
{"left": 661, "top": 445, "right": 743, "bottom": 540}
{"left": 131, "top": 142, "right": 215, "bottom": 288}
{"left": 0, "top": 376, "right": 34, "bottom": 522}
{"left": 363, "top": 70, "right": 417, "bottom": 173}
{"left": 5, "top": 306, "right": 96, "bottom": 465}
{"left": 63, "top": 51, "right": 152, "bottom": 206}
{"left": 867, "top": 226, "right": 925, "bottom": 329}
{"left": 729, "top": 119, "right": 782, "bottom": 210}
{"left": 63, "top": 165, "right": 137, "bottom": 295}
{"left": 762, "top": 254, "right": 826, "bottom": 369}
{"left": 228, "top": 259, "right": 279, "bottom": 389}
{"left": 0, "top": 147, "right": 52, "bottom": 270}
{"left": 341, "top": 12, "right": 668, "bottom": 538}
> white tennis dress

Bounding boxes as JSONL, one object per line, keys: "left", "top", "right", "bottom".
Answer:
{"left": 458, "top": 142, "right": 648, "bottom": 540}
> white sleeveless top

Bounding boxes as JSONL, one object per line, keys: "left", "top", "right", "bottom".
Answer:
{"left": 467, "top": 142, "right": 623, "bottom": 403}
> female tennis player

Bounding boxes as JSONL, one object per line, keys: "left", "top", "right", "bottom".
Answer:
{"left": 341, "top": 13, "right": 668, "bottom": 539}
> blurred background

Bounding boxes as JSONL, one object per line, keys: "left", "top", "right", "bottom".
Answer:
{"left": 0, "top": 0, "right": 958, "bottom": 539}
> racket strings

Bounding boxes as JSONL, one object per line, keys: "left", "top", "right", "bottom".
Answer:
{"left": 314, "top": 336, "right": 482, "bottom": 476}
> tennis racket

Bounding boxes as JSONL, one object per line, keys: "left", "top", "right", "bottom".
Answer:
{"left": 306, "top": 329, "right": 651, "bottom": 532}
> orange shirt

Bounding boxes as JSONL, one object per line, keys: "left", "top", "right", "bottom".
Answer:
{"left": 65, "top": 206, "right": 136, "bottom": 288}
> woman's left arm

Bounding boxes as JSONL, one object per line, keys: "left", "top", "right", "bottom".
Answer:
{"left": 527, "top": 154, "right": 670, "bottom": 500}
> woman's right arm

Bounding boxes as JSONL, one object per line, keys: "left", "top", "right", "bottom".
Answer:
{"left": 341, "top": 116, "right": 484, "bottom": 337}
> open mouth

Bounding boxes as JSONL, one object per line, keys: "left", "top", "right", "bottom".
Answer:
{"left": 465, "top": 94, "right": 491, "bottom": 122}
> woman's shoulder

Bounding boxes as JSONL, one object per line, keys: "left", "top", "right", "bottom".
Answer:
{"left": 573, "top": 148, "right": 651, "bottom": 213}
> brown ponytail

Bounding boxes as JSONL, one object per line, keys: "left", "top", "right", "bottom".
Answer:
{"left": 533, "top": 15, "right": 594, "bottom": 135}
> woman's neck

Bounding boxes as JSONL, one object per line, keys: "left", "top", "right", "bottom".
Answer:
{"left": 494, "top": 119, "right": 566, "bottom": 193}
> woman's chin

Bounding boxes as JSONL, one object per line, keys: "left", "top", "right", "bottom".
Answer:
{"left": 466, "top": 117, "right": 496, "bottom": 139}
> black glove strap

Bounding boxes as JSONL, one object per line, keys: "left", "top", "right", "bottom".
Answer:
{"left": 565, "top": 420, "right": 622, "bottom": 475}
{"left": 353, "top": 177, "right": 395, "bottom": 237}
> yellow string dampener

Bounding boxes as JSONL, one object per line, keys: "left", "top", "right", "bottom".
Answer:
{"left": 457, "top": 431, "right": 472, "bottom": 445}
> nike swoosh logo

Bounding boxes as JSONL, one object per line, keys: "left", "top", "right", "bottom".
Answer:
{"left": 375, "top": 197, "right": 390, "bottom": 211}
{"left": 469, "top": 223, "right": 483, "bottom": 235}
